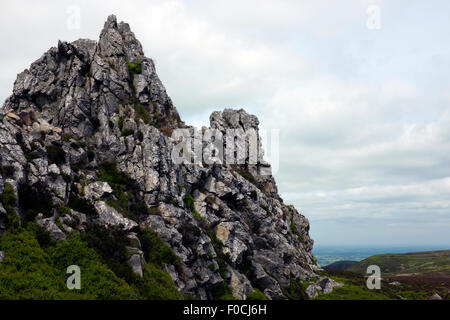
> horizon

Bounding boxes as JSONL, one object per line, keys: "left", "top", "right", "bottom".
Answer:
{"left": 0, "top": 1, "right": 449, "bottom": 247}
{"left": 313, "top": 244, "right": 450, "bottom": 249}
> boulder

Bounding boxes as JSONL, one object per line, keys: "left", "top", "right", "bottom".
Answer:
{"left": 36, "top": 214, "right": 66, "bottom": 241}
{"left": 94, "top": 201, "right": 137, "bottom": 230}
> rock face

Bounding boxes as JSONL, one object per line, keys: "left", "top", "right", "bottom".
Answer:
{"left": 0, "top": 15, "right": 332, "bottom": 299}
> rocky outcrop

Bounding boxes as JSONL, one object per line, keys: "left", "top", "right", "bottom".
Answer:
{"left": 0, "top": 14, "right": 335, "bottom": 300}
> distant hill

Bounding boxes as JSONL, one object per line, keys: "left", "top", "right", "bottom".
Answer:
{"left": 323, "top": 260, "right": 359, "bottom": 271}
{"left": 315, "top": 250, "right": 450, "bottom": 300}
{"left": 347, "top": 250, "right": 450, "bottom": 275}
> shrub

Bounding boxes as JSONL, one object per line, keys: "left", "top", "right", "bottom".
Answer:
{"left": 62, "top": 133, "right": 73, "bottom": 143}
{"left": 0, "top": 229, "right": 79, "bottom": 299}
{"left": 18, "top": 182, "right": 54, "bottom": 222}
{"left": 139, "top": 228, "right": 180, "bottom": 267}
{"left": 127, "top": 60, "right": 142, "bottom": 77}
{"left": 135, "top": 264, "right": 184, "bottom": 300}
{"left": 121, "top": 128, "right": 134, "bottom": 137}
{"left": 212, "top": 283, "right": 236, "bottom": 300}
{"left": 25, "top": 152, "right": 40, "bottom": 162}
{"left": 290, "top": 215, "right": 303, "bottom": 242}
{"left": 68, "top": 193, "right": 97, "bottom": 216}
{"left": 236, "top": 169, "right": 257, "bottom": 185}
{"left": 118, "top": 116, "right": 124, "bottom": 130}
{"left": 87, "top": 149, "right": 95, "bottom": 162}
{"left": 49, "top": 233, "right": 137, "bottom": 299}
{"left": 286, "top": 277, "right": 308, "bottom": 300}
{"left": 98, "top": 161, "right": 131, "bottom": 190}
{"left": 134, "top": 104, "right": 150, "bottom": 124}
{"left": 247, "top": 288, "right": 269, "bottom": 300}
{"left": 61, "top": 172, "right": 71, "bottom": 183}
{"left": 1, "top": 183, "right": 20, "bottom": 230}
{"left": 0, "top": 227, "right": 183, "bottom": 300}
{"left": 179, "top": 223, "right": 201, "bottom": 247}
{"left": 184, "top": 194, "right": 202, "bottom": 221}
{"left": 81, "top": 224, "right": 137, "bottom": 284}
{"left": 98, "top": 161, "right": 133, "bottom": 217}
{"left": 46, "top": 145, "right": 66, "bottom": 165}
{"left": 57, "top": 205, "right": 71, "bottom": 217}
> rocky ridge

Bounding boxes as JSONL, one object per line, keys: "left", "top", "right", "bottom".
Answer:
{"left": 0, "top": 15, "right": 339, "bottom": 299}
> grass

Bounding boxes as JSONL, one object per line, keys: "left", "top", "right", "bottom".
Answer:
{"left": 139, "top": 228, "right": 180, "bottom": 267}
{"left": 184, "top": 194, "right": 203, "bottom": 221}
{"left": 118, "top": 116, "right": 124, "bottom": 130}
{"left": 127, "top": 60, "right": 142, "bottom": 77}
{"left": 212, "top": 283, "right": 237, "bottom": 300}
{"left": 315, "top": 275, "right": 393, "bottom": 300}
{"left": 134, "top": 104, "right": 151, "bottom": 124}
{"left": 121, "top": 128, "right": 134, "bottom": 137}
{"left": 314, "top": 270, "right": 435, "bottom": 300}
{"left": 247, "top": 288, "right": 269, "bottom": 300}
{"left": 18, "top": 182, "right": 55, "bottom": 222}
{"left": 347, "top": 250, "right": 450, "bottom": 275}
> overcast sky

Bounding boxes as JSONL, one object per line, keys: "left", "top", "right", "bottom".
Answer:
{"left": 1, "top": 0, "right": 449, "bottom": 247}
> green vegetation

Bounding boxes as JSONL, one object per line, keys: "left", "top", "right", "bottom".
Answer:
{"left": 1, "top": 183, "right": 20, "bottom": 230}
{"left": 289, "top": 215, "right": 303, "bottom": 242}
{"left": 98, "top": 161, "right": 133, "bottom": 217}
{"left": 134, "top": 104, "right": 151, "bottom": 124}
{"left": 347, "top": 250, "right": 450, "bottom": 275}
{"left": 57, "top": 205, "right": 71, "bottom": 217}
{"left": 246, "top": 288, "right": 269, "bottom": 300}
{"left": 315, "top": 274, "right": 393, "bottom": 300}
{"left": 236, "top": 168, "right": 257, "bottom": 186}
{"left": 68, "top": 193, "right": 97, "bottom": 216}
{"left": 0, "top": 223, "right": 184, "bottom": 300}
{"left": 139, "top": 228, "right": 180, "bottom": 267}
{"left": 135, "top": 264, "right": 184, "bottom": 300}
{"left": 18, "top": 182, "right": 54, "bottom": 222}
{"left": 62, "top": 133, "right": 73, "bottom": 143}
{"left": 25, "top": 152, "right": 40, "bottom": 162}
{"left": 313, "top": 269, "right": 444, "bottom": 300}
{"left": 314, "top": 250, "right": 450, "bottom": 300}
{"left": 121, "top": 128, "right": 134, "bottom": 137}
{"left": 48, "top": 233, "right": 137, "bottom": 299}
{"left": 285, "top": 277, "right": 308, "bottom": 300}
{"left": 184, "top": 194, "right": 203, "bottom": 221}
{"left": 118, "top": 116, "right": 124, "bottom": 130}
{"left": 212, "top": 283, "right": 236, "bottom": 300}
{"left": 0, "top": 228, "right": 135, "bottom": 299}
{"left": 127, "top": 60, "right": 142, "bottom": 77}
{"left": 87, "top": 148, "right": 95, "bottom": 162}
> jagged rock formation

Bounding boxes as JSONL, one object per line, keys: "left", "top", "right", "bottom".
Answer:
{"left": 0, "top": 15, "right": 338, "bottom": 299}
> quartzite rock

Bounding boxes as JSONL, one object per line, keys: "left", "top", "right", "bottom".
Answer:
{"left": 0, "top": 14, "right": 329, "bottom": 300}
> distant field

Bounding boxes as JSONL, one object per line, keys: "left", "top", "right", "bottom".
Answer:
{"left": 314, "top": 250, "right": 450, "bottom": 300}
{"left": 323, "top": 260, "right": 358, "bottom": 271}
{"left": 347, "top": 250, "right": 450, "bottom": 275}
